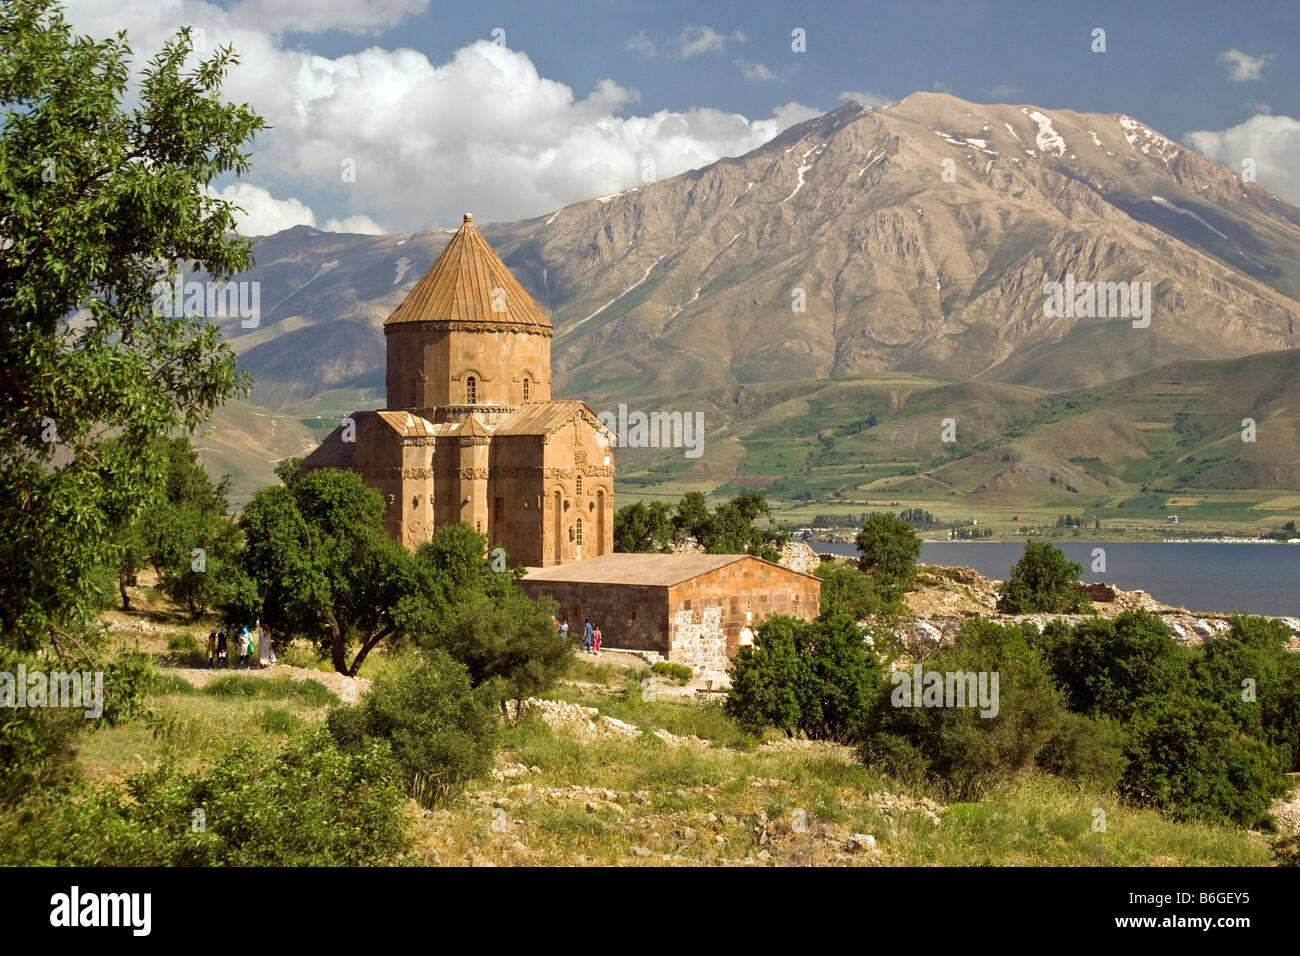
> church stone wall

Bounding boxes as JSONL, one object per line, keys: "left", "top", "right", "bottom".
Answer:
{"left": 515, "top": 580, "right": 670, "bottom": 654}
{"left": 385, "top": 323, "right": 550, "bottom": 412}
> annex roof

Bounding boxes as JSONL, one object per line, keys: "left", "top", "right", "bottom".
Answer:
{"left": 520, "top": 552, "right": 816, "bottom": 587}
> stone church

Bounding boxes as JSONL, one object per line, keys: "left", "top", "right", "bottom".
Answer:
{"left": 302, "top": 213, "right": 614, "bottom": 566}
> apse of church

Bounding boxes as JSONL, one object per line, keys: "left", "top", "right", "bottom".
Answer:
{"left": 302, "top": 213, "right": 615, "bottom": 567}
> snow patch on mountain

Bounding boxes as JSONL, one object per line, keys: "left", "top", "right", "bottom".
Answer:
{"left": 1151, "top": 196, "right": 1229, "bottom": 240}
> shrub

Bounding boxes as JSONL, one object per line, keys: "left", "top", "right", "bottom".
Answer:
{"left": 652, "top": 661, "right": 693, "bottom": 683}
{"left": 1046, "top": 610, "right": 1188, "bottom": 722}
{"left": 100, "top": 651, "right": 156, "bottom": 726}
{"left": 1119, "top": 695, "right": 1286, "bottom": 826}
{"left": 1192, "top": 615, "right": 1300, "bottom": 770}
{"left": 327, "top": 650, "right": 497, "bottom": 805}
{"left": 1037, "top": 712, "right": 1129, "bottom": 791}
{"left": 997, "top": 541, "right": 1091, "bottom": 613}
{"left": 854, "top": 513, "right": 921, "bottom": 600}
{"left": 863, "top": 619, "right": 1067, "bottom": 799}
{"left": 814, "top": 563, "right": 898, "bottom": 618}
{"left": 0, "top": 649, "right": 84, "bottom": 806}
{"left": 0, "top": 731, "right": 409, "bottom": 866}
{"left": 725, "top": 613, "right": 880, "bottom": 743}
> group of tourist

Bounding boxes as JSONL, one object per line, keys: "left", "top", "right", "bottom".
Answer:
{"left": 553, "top": 617, "right": 603, "bottom": 653}
{"left": 206, "top": 621, "right": 276, "bottom": 669}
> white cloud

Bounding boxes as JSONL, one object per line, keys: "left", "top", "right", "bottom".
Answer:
{"left": 738, "top": 61, "right": 779, "bottom": 82}
{"left": 62, "top": 3, "right": 820, "bottom": 233}
{"left": 839, "top": 89, "right": 893, "bottom": 108}
{"left": 209, "top": 183, "right": 316, "bottom": 236}
{"left": 1218, "top": 48, "right": 1275, "bottom": 82}
{"left": 625, "top": 31, "right": 658, "bottom": 57}
{"left": 984, "top": 84, "right": 1020, "bottom": 99}
{"left": 625, "top": 25, "right": 745, "bottom": 59}
{"left": 1185, "top": 113, "right": 1300, "bottom": 204}
{"left": 208, "top": 184, "right": 387, "bottom": 237}
{"left": 323, "top": 214, "right": 387, "bottom": 234}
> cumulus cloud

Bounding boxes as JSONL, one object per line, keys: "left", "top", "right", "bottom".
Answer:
{"left": 323, "top": 215, "right": 387, "bottom": 235}
{"left": 1218, "top": 48, "right": 1275, "bottom": 82}
{"left": 63, "top": 2, "right": 818, "bottom": 233}
{"left": 1185, "top": 113, "right": 1300, "bottom": 204}
{"left": 839, "top": 89, "right": 893, "bottom": 108}
{"left": 738, "top": 60, "right": 779, "bottom": 82}
{"left": 208, "top": 183, "right": 316, "bottom": 236}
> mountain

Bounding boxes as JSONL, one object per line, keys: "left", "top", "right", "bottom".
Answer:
{"left": 195, "top": 92, "right": 1300, "bottom": 508}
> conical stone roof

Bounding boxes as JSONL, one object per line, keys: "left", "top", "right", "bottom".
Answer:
{"left": 385, "top": 213, "right": 552, "bottom": 331}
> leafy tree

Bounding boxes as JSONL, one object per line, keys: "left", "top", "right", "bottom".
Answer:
{"left": 425, "top": 590, "right": 571, "bottom": 715}
{"left": 327, "top": 650, "right": 498, "bottom": 805}
{"left": 614, "top": 500, "right": 675, "bottom": 553}
{"left": 997, "top": 541, "right": 1091, "bottom": 613}
{"left": 0, "top": 3, "right": 265, "bottom": 653}
{"left": 672, "top": 490, "right": 714, "bottom": 544}
{"left": 708, "top": 492, "right": 789, "bottom": 561}
{"left": 725, "top": 613, "right": 879, "bottom": 743}
{"left": 131, "top": 436, "right": 241, "bottom": 620}
{"left": 814, "top": 563, "right": 895, "bottom": 619}
{"left": 236, "top": 467, "right": 420, "bottom": 675}
{"left": 854, "top": 512, "right": 921, "bottom": 600}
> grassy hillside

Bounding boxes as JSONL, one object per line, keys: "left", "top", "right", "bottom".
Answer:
{"left": 61, "top": 584, "right": 1280, "bottom": 867}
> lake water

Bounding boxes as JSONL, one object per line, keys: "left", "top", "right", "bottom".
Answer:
{"left": 809, "top": 540, "right": 1300, "bottom": 617}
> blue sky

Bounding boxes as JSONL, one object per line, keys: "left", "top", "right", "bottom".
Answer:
{"left": 293, "top": 0, "right": 1298, "bottom": 131}
{"left": 65, "top": 0, "right": 1300, "bottom": 233}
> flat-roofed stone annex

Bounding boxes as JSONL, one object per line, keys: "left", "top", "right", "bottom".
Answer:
{"left": 302, "top": 213, "right": 614, "bottom": 565}
{"left": 519, "top": 553, "right": 822, "bottom": 675}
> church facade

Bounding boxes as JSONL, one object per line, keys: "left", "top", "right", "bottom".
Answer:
{"left": 301, "top": 213, "right": 614, "bottom": 566}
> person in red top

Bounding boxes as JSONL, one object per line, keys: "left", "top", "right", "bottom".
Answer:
{"left": 592, "top": 624, "right": 602, "bottom": 654}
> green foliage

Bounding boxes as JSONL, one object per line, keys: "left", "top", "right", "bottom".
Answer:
{"left": 425, "top": 589, "right": 571, "bottom": 713}
{"left": 200, "top": 674, "right": 335, "bottom": 706}
{"left": 236, "top": 466, "right": 421, "bottom": 674}
{"left": 864, "top": 619, "right": 1067, "bottom": 800}
{"left": 814, "top": 563, "right": 898, "bottom": 618}
{"left": 0, "top": 648, "right": 84, "bottom": 805}
{"left": 136, "top": 437, "right": 242, "bottom": 621}
{"left": 853, "top": 512, "right": 922, "bottom": 600}
{"left": 327, "top": 651, "right": 497, "bottom": 805}
{"left": 725, "top": 613, "right": 880, "bottom": 743}
{"left": 1037, "top": 712, "right": 1129, "bottom": 791}
{"left": 100, "top": 651, "right": 156, "bottom": 727}
{"left": 0, "top": 730, "right": 410, "bottom": 865}
{"left": 613, "top": 500, "right": 675, "bottom": 553}
{"left": 1120, "top": 695, "right": 1286, "bottom": 826}
{"left": 1045, "top": 610, "right": 1187, "bottom": 722}
{"left": 652, "top": 661, "right": 693, "bottom": 683}
{"left": 1192, "top": 615, "right": 1300, "bottom": 770}
{"left": 670, "top": 491, "right": 789, "bottom": 561}
{"left": 997, "top": 541, "right": 1091, "bottom": 613}
{"left": 0, "top": 2, "right": 265, "bottom": 650}
{"left": 1043, "top": 611, "right": 1292, "bottom": 825}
